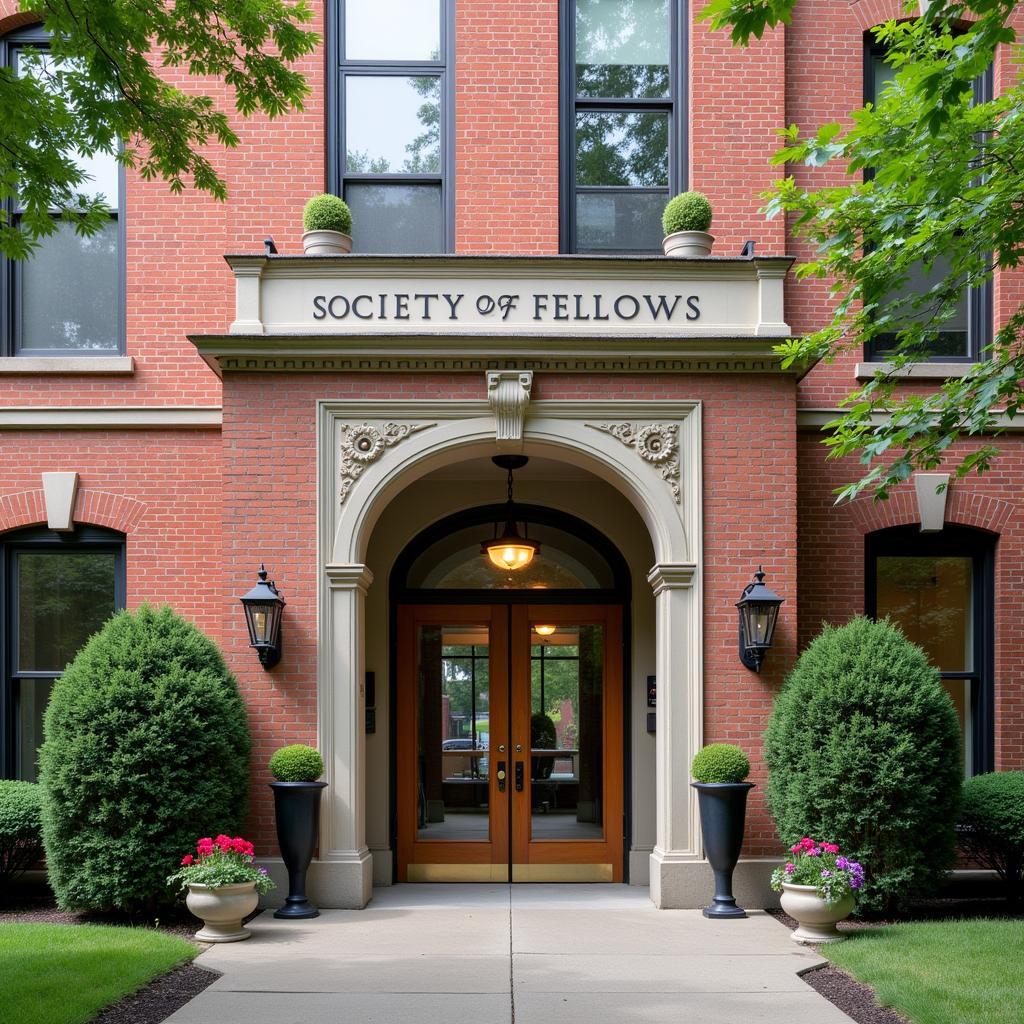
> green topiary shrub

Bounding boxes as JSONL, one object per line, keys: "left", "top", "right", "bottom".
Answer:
{"left": 764, "top": 617, "right": 962, "bottom": 915}
{"left": 303, "top": 193, "right": 352, "bottom": 234}
{"left": 691, "top": 743, "right": 750, "bottom": 784}
{"left": 959, "top": 771, "right": 1024, "bottom": 905}
{"left": 269, "top": 744, "right": 324, "bottom": 782}
{"left": 0, "top": 781, "right": 43, "bottom": 894}
{"left": 662, "top": 191, "right": 713, "bottom": 235}
{"left": 39, "top": 605, "right": 250, "bottom": 912}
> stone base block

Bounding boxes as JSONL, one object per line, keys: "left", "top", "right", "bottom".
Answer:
{"left": 649, "top": 854, "right": 779, "bottom": 910}
{"left": 257, "top": 851, "right": 374, "bottom": 910}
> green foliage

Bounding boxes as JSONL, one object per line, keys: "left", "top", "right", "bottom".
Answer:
{"left": 302, "top": 193, "right": 352, "bottom": 234}
{"left": 690, "top": 743, "right": 750, "bottom": 783}
{"left": 0, "top": 781, "right": 43, "bottom": 892}
{"left": 662, "top": 192, "right": 713, "bottom": 235}
{"left": 268, "top": 744, "right": 324, "bottom": 782}
{"left": 1, "top": 1, "right": 319, "bottom": 260}
{"left": 39, "top": 605, "right": 250, "bottom": 913}
{"left": 764, "top": 617, "right": 962, "bottom": 914}
{"left": 959, "top": 771, "right": 1024, "bottom": 903}
{"left": 701, "top": 0, "right": 1024, "bottom": 500}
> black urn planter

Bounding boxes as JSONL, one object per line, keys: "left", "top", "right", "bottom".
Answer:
{"left": 270, "top": 780, "right": 327, "bottom": 919}
{"left": 692, "top": 781, "right": 755, "bottom": 919}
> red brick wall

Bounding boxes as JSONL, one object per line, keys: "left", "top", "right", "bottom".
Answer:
{"left": 221, "top": 370, "right": 797, "bottom": 856}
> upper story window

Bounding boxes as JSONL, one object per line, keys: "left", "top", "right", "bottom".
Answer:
{"left": 561, "top": 0, "right": 685, "bottom": 254}
{"left": 864, "top": 41, "right": 992, "bottom": 363}
{"left": 331, "top": 0, "right": 454, "bottom": 253}
{"left": 1, "top": 26, "right": 124, "bottom": 357}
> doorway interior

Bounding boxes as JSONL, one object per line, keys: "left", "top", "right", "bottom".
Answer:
{"left": 390, "top": 500, "right": 631, "bottom": 883}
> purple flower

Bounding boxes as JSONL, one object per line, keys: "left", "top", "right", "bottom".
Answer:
{"left": 806, "top": 846, "right": 821, "bottom": 857}
{"left": 851, "top": 877, "right": 863, "bottom": 889}
{"left": 821, "top": 869, "right": 831, "bottom": 877}
{"left": 258, "top": 867, "right": 269, "bottom": 875}
{"left": 835, "top": 857, "right": 848, "bottom": 870}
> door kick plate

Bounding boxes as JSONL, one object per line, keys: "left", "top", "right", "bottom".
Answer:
{"left": 512, "top": 863, "right": 614, "bottom": 882}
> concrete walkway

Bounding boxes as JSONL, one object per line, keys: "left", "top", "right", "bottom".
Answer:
{"left": 167, "top": 884, "right": 853, "bottom": 1024}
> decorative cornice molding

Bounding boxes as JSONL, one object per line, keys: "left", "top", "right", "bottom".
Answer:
{"left": 798, "top": 408, "right": 1024, "bottom": 434}
{"left": 647, "top": 563, "right": 699, "bottom": 593}
{"left": 339, "top": 422, "right": 433, "bottom": 505}
{"left": 486, "top": 370, "right": 532, "bottom": 447}
{"left": 588, "top": 422, "right": 681, "bottom": 503}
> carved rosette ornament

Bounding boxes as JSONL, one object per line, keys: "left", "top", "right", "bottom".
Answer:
{"left": 589, "top": 422, "right": 681, "bottom": 503}
{"left": 339, "top": 422, "right": 431, "bottom": 504}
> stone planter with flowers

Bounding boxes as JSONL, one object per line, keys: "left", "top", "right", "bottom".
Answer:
{"left": 167, "top": 834, "right": 276, "bottom": 942}
{"left": 770, "top": 837, "right": 865, "bottom": 943}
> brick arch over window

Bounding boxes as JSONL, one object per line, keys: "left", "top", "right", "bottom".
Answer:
{"left": 0, "top": 489, "right": 147, "bottom": 535}
{"left": 846, "top": 489, "right": 1014, "bottom": 535}
{"left": 849, "top": 1, "right": 917, "bottom": 30}
{"left": 0, "top": 11, "right": 40, "bottom": 36}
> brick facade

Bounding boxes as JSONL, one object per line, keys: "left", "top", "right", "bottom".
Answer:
{"left": 2, "top": 0, "right": 1021, "bottom": 887}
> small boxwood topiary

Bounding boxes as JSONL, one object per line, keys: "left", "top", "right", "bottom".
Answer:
{"left": 303, "top": 193, "right": 352, "bottom": 234}
{"left": 269, "top": 744, "right": 324, "bottom": 782}
{"left": 662, "top": 191, "right": 713, "bottom": 235}
{"left": 691, "top": 743, "right": 750, "bottom": 784}
{"left": 39, "top": 605, "right": 250, "bottom": 912}
{"left": 959, "top": 771, "right": 1024, "bottom": 905}
{"left": 0, "top": 780, "right": 43, "bottom": 894}
{"left": 764, "top": 616, "right": 962, "bottom": 914}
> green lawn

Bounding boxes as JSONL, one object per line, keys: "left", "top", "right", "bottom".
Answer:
{"left": 0, "top": 923, "right": 197, "bottom": 1024}
{"left": 825, "top": 918, "right": 1024, "bottom": 1024}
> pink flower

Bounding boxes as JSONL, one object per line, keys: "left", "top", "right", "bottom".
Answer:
{"left": 215, "top": 834, "right": 233, "bottom": 851}
{"left": 821, "top": 842, "right": 840, "bottom": 854}
{"left": 806, "top": 846, "right": 821, "bottom": 857}
{"left": 800, "top": 837, "right": 816, "bottom": 850}
{"left": 181, "top": 854, "right": 194, "bottom": 866}
{"left": 784, "top": 862, "right": 795, "bottom": 874}
{"left": 196, "top": 837, "right": 214, "bottom": 856}
{"left": 789, "top": 844, "right": 801, "bottom": 854}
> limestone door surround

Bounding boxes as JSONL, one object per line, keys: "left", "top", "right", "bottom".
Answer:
{"left": 313, "top": 378, "right": 704, "bottom": 908}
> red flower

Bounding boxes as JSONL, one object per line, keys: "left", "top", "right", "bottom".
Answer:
{"left": 215, "top": 834, "right": 232, "bottom": 851}
{"left": 196, "top": 837, "right": 214, "bottom": 856}
{"left": 181, "top": 854, "right": 194, "bottom": 866}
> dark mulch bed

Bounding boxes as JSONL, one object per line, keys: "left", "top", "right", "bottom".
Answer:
{"left": 1, "top": 886, "right": 221, "bottom": 1024}
{"left": 766, "top": 897, "right": 1024, "bottom": 1024}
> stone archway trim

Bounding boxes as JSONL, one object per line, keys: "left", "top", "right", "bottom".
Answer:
{"left": 315, "top": 397, "right": 705, "bottom": 907}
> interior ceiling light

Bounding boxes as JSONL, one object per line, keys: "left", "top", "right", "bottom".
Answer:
{"left": 480, "top": 455, "right": 539, "bottom": 571}
{"left": 533, "top": 624, "right": 557, "bottom": 636}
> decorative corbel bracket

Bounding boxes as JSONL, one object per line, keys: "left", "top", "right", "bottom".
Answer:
{"left": 487, "top": 370, "right": 533, "bottom": 449}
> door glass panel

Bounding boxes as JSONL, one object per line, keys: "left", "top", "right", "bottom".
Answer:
{"left": 417, "top": 625, "right": 490, "bottom": 841}
{"left": 529, "top": 624, "right": 604, "bottom": 840}
{"left": 576, "top": 112, "right": 668, "bottom": 186}
{"left": 17, "top": 551, "right": 117, "bottom": 671}
{"left": 875, "top": 556, "right": 973, "bottom": 671}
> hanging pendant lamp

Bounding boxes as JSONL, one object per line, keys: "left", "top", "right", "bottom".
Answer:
{"left": 480, "top": 455, "right": 540, "bottom": 571}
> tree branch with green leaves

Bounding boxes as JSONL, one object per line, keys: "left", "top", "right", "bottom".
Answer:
{"left": 0, "top": 0, "right": 319, "bottom": 260}
{"left": 701, "top": 0, "right": 1024, "bottom": 500}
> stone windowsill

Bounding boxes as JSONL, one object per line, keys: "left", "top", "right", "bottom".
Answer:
{"left": 0, "top": 356, "right": 134, "bottom": 374}
{"left": 855, "top": 361, "right": 974, "bottom": 381}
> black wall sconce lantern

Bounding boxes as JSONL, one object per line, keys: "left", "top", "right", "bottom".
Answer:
{"left": 736, "top": 566, "right": 784, "bottom": 672}
{"left": 240, "top": 564, "right": 285, "bottom": 669}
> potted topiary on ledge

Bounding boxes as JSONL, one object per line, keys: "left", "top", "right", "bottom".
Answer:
{"left": 662, "top": 191, "right": 714, "bottom": 257}
{"left": 302, "top": 194, "right": 352, "bottom": 255}
{"left": 268, "top": 744, "right": 327, "bottom": 919}
{"left": 691, "top": 743, "right": 753, "bottom": 918}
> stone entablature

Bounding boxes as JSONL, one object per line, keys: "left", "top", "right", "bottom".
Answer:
{"left": 190, "top": 254, "right": 799, "bottom": 375}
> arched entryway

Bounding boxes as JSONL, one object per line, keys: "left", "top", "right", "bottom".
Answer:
{"left": 390, "top": 502, "right": 631, "bottom": 882}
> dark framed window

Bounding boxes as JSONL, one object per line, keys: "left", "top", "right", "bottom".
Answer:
{"left": 328, "top": 0, "right": 455, "bottom": 253}
{"left": 560, "top": 0, "right": 686, "bottom": 254}
{"left": 866, "top": 525, "right": 995, "bottom": 777}
{"left": 0, "top": 25, "right": 125, "bottom": 357}
{"left": 1, "top": 526, "right": 125, "bottom": 781}
{"left": 864, "top": 41, "right": 992, "bottom": 362}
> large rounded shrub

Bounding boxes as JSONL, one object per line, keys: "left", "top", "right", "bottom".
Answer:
{"left": 959, "top": 771, "right": 1024, "bottom": 904}
{"left": 39, "top": 605, "right": 250, "bottom": 912}
{"left": 764, "top": 617, "right": 961, "bottom": 914}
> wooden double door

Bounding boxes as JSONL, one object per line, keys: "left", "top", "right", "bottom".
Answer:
{"left": 396, "top": 603, "right": 623, "bottom": 882}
